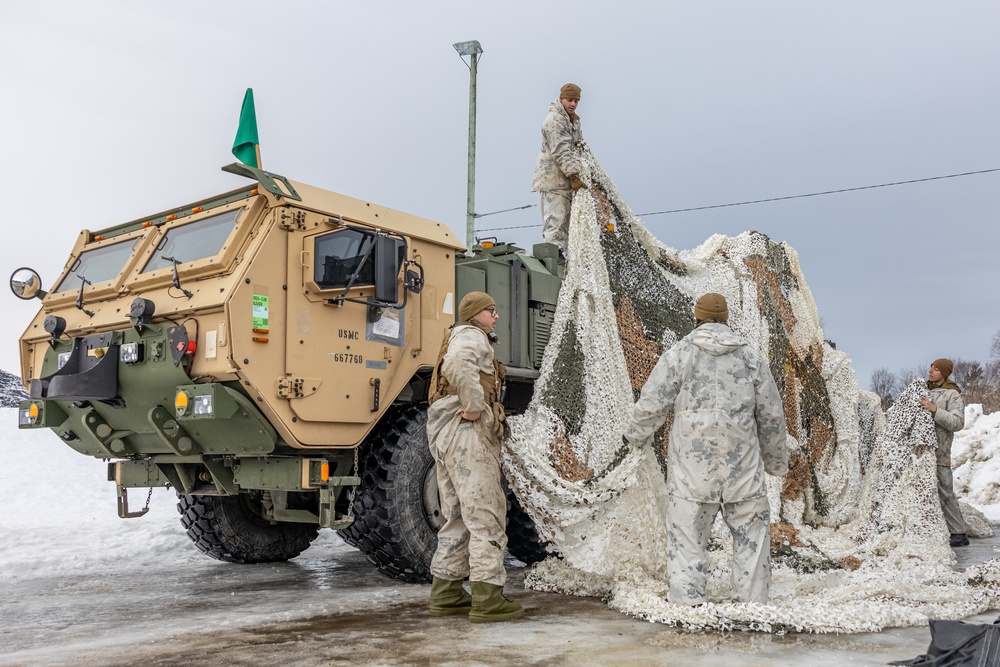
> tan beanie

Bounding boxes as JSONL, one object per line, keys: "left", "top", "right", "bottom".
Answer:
{"left": 694, "top": 293, "right": 729, "bottom": 323}
{"left": 459, "top": 291, "right": 496, "bottom": 322}
{"left": 932, "top": 358, "right": 954, "bottom": 380}
{"left": 560, "top": 83, "right": 581, "bottom": 100}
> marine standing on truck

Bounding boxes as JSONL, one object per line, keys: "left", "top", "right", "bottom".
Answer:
{"left": 918, "top": 358, "right": 969, "bottom": 548}
{"left": 425, "top": 291, "right": 524, "bottom": 622}
{"left": 623, "top": 293, "right": 788, "bottom": 606}
{"left": 531, "top": 83, "right": 590, "bottom": 256}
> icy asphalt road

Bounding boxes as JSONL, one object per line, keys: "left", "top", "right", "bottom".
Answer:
{"left": 3, "top": 421, "right": 999, "bottom": 667}
{"left": 2, "top": 531, "right": 999, "bottom": 667}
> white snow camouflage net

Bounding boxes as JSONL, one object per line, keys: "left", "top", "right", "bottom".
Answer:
{"left": 502, "top": 148, "right": 1000, "bottom": 633}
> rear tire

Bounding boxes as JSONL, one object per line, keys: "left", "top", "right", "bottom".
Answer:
{"left": 338, "top": 403, "right": 549, "bottom": 581}
{"left": 178, "top": 493, "right": 319, "bottom": 563}
{"left": 505, "top": 491, "right": 550, "bottom": 565}
{"left": 338, "top": 404, "right": 437, "bottom": 582}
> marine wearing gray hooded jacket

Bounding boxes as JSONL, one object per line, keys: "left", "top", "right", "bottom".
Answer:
{"left": 624, "top": 296, "right": 788, "bottom": 606}
{"left": 531, "top": 84, "right": 589, "bottom": 252}
{"left": 919, "top": 358, "right": 967, "bottom": 542}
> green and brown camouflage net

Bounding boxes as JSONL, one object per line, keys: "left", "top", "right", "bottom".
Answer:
{"left": 502, "top": 148, "right": 1000, "bottom": 633}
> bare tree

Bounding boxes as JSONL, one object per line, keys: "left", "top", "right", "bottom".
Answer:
{"left": 869, "top": 367, "right": 898, "bottom": 410}
{"left": 981, "top": 329, "right": 1000, "bottom": 414}
{"left": 985, "top": 359, "right": 1000, "bottom": 414}
{"left": 951, "top": 358, "right": 992, "bottom": 411}
{"left": 897, "top": 363, "right": 928, "bottom": 388}
{"left": 952, "top": 358, "right": 985, "bottom": 392}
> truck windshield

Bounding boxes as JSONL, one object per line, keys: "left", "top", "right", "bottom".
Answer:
{"left": 53, "top": 239, "right": 138, "bottom": 292}
{"left": 142, "top": 209, "right": 239, "bottom": 273}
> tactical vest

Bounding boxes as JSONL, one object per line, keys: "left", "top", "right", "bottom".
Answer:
{"left": 428, "top": 324, "right": 509, "bottom": 439}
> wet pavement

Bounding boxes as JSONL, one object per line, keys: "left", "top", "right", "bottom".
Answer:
{"left": 2, "top": 529, "right": 999, "bottom": 667}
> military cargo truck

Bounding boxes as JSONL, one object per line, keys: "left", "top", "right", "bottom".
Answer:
{"left": 11, "top": 163, "right": 560, "bottom": 581}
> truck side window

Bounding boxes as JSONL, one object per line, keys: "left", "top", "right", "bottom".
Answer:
{"left": 142, "top": 209, "right": 240, "bottom": 273}
{"left": 314, "top": 229, "right": 376, "bottom": 289}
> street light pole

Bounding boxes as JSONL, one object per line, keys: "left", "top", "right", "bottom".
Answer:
{"left": 453, "top": 40, "right": 483, "bottom": 256}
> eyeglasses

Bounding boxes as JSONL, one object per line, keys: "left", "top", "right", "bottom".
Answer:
{"left": 485, "top": 306, "right": 497, "bottom": 316}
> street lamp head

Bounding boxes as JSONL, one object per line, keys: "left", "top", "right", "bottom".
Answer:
{"left": 453, "top": 40, "right": 483, "bottom": 57}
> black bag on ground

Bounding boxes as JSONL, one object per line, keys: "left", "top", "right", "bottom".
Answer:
{"left": 889, "top": 617, "right": 1000, "bottom": 666}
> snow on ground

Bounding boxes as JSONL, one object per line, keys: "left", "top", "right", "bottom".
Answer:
{"left": 0, "top": 412, "right": 204, "bottom": 581}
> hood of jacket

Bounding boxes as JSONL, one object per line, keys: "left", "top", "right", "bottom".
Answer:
{"left": 688, "top": 322, "right": 747, "bottom": 357}
{"left": 549, "top": 100, "right": 579, "bottom": 123}
{"left": 929, "top": 379, "right": 962, "bottom": 393}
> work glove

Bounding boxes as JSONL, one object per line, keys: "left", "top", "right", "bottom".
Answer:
{"left": 570, "top": 175, "right": 587, "bottom": 190}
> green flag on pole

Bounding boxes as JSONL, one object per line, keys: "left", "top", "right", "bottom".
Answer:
{"left": 232, "top": 88, "right": 259, "bottom": 168}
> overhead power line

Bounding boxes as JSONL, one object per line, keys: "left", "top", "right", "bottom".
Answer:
{"left": 635, "top": 167, "right": 1000, "bottom": 217}
{"left": 476, "top": 167, "right": 1000, "bottom": 232}
{"left": 474, "top": 204, "right": 535, "bottom": 219}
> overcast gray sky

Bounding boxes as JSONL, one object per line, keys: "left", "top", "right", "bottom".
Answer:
{"left": 2, "top": 1, "right": 998, "bottom": 391}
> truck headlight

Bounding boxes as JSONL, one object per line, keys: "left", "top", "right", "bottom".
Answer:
{"left": 19, "top": 403, "right": 41, "bottom": 426}
{"left": 193, "top": 395, "right": 214, "bottom": 416}
{"left": 57, "top": 352, "right": 71, "bottom": 369}
{"left": 120, "top": 342, "right": 143, "bottom": 364}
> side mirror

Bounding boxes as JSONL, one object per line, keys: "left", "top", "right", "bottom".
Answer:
{"left": 373, "top": 236, "right": 401, "bottom": 304}
{"left": 10, "top": 267, "right": 46, "bottom": 301}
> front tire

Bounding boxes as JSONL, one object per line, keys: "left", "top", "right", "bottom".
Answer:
{"left": 178, "top": 493, "right": 319, "bottom": 563}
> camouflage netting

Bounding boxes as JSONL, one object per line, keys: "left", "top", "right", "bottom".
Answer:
{"left": 502, "top": 148, "right": 1000, "bottom": 633}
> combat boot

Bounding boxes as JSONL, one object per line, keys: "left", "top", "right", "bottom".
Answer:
{"left": 428, "top": 577, "right": 472, "bottom": 616}
{"left": 469, "top": 582, "right": 524, "bottom": 623}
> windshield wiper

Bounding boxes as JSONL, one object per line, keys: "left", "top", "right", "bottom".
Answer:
{"left": 75, "top": 275, "right": 95, "bottom": 317}
{"left": 334, "top": 241, "right": 376, "bottom": 304}
{"left": 162, "top": 256, "right": 193, "bottom": 298}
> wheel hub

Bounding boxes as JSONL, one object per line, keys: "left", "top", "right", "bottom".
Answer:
{"left": 422, "top": 463, "right": 445, "bottom": 531}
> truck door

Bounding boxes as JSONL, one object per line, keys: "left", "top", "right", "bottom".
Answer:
{"left": 284, "top": 225, "right": 407, "bottom": 425}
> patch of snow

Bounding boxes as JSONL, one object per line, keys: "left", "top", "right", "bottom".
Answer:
{"left": 954, "top": 405, "right": 1000, "bottom": 507}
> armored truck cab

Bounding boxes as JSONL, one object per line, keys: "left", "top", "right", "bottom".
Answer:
{"left": 12, "top": 164, "right": 559, "bottom": 580}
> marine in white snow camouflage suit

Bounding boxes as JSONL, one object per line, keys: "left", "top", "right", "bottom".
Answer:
{"left": 919, "top": 358, "right": 968, "bottom": 546}
{"left": 531, "top": 83, "right": 589, "bottom": 253}
{"left": 623, "top": 293, "right": 789, "bottom": 606}
{"left": 427, "top": 294, "right": 509, "bottom": 587}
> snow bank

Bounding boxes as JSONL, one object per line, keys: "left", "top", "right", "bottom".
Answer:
{"left": 954, "top": 405, "right": 1000, "bottom": 514}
